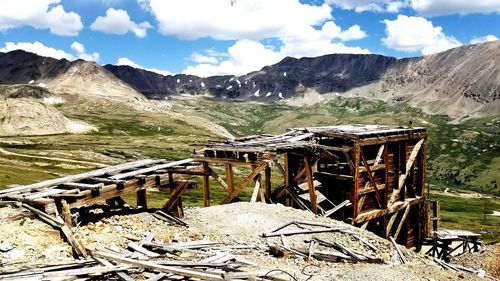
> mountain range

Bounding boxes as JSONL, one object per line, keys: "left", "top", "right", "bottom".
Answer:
{"left": 0, "top": 40, "right": 499, "bottom": 118}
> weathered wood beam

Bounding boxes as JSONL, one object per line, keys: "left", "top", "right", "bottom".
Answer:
{"left": 0, "top": 159, "right": 162, "bottom": 196}
{"left": 394, "top": 204, "right": 411, "bottom": 240}
{"left": 388, "top": 139, "right": 424, "bottom": 206}
{"left": 222, "top": 162, "right": 268, "bottom": 204}
{"left": 250, "top": 174, "right": 262, "bottom": 203}
{"left": 304, "top": 154, "right": 317, "bottom": 214}
{"left": 360, "top": 149, "right": 383, "bottom": 208}
{"left": 208, "top": 167, "right": 229, "bottom": 192}
{"left": 110, "top": 159, "right": 194, "bottom": 180}
{"left": 225, "top": 163, "right": 234, "bottom": 193}
{"left": 202, "top": 162, "right": 210, "bottom": 207}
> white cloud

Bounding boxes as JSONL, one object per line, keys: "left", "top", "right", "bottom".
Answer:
{"left": 117, "top": 57, "right": 172, "bottom": 76}
{"left": 0, "top": 41, "right": 73, "bottom": 60}
{"left": 70, "top": 42, "right": 100, "bottom": 61}
{"left": 410, "top": 0, "right": 500, "bottom": 16}
{"left": 90, "top": 8, "right": 152, "bottom": 38}
{"left": 184, "top": 39, "right": 370, "bottom": 77}
{"left": 0, "top": 41, "right": 100, "bottom": 62}
{"left": 327, "top": 0, "right": 409, "bottom": 13}
{"left": 382, "top": 15, "right": 462, "bottom": 55}
{"left": 190, "top": 52, "right": 219, "bottom": 64}
{"left": 148, "top": 0, "right": 333, "bottom": 40}
{"left": 469, "top": 35, "right": 498, "bottom": 44}
{"left": 0, "top": 0, "right": 83, "bottom": 36}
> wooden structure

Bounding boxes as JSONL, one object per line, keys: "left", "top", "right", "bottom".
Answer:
{"left": 424, "top": 229, "right": 481, "bottom": 261}
{"left": 197, "top": 124, "right": 429, "bottom": 248}
{"left": 0, "top": 124, "right": 436, "bottom": 253}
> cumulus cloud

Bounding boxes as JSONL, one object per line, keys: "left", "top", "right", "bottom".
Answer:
{"left": 0, "top": 41, "right": 100, "bottom": 62}
{"left": 143, "top": 0, "right": 369, "bottom": 76}
{"left": 148, "top": 0, "right": 334, "bottom": 40}
{"left": 469, "top": 35, "right": 498, "bottom": 44}
{"left": 117, "top": 57, "right": 172, "bottom": 76}
{"left": 90, "top": 8, "right": 152, "bottom": 38}
{"left": 0, "top": 41, "right": 73, "bottom": 60}
{"left": 382, "top": 15, "right": 461, "bottom": 55}
{"left": 190, "top": 52, "right": 219, "bottom": 64}
{"left": 0, "top": 0, "right": 83, "bottom": 36}
{"left": 70, "top": 42, "right": 100, "bottom": 61}
{"left": 184, "top": 39, "right": 370, "bottom": 77}
{"left": 326, "top": 0, "right": 409, "bottom": 13}
{"left": 410, "top": 0, "right": 500, "bottom": 16}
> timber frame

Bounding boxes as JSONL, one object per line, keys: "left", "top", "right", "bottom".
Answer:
{"left": 197, "top": 124, "right": 430, "bottom": 249}
{"left": 0, "top": 124, "right": 432, "bottom": 254}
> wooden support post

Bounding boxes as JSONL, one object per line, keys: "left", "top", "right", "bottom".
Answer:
{"left": 61, "top": 199, "right": 73, "bottom": 227}
{"left": 136, "top": 189, "right": 147, "bottom": 209}
{"left": 264, "top": 166, "right": 271, "bottom": 202}
{"left": 432, "top": 200, "right": 440, "bottom": 233}
{"left": 202, "top": 162, "right": 210, "bottom": 207}
{"left": 225, "top": 163, "right": 234, "bottom": 193}
{"left": 304, "top": 154, "right": 317, "bottom": 214}
{"left": 352, "top": 143, "right": 360, "bottom": 219}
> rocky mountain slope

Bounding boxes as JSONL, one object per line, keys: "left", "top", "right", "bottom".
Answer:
{"left": 0, "top": 40, "right": 498, "bottom": 118}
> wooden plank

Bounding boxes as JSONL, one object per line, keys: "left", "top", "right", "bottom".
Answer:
{"left": 60, "top": 200, "right": 73, "bottom": 227}
{"left": 388, "top": 139, "right": 424, "bottom": 206}
{"left": 304, "top": 155, "right": 317, "bottom": 214}
{"left": 1, "top": 159, "right": 162, "bottom": 195}
{"left": 209, "top": 167, "right": 229, "bottom": 191}
{"left": 394, "top": 204, "right": 411, "bottom": 240}
{"left": 250, "top": 174, "right": 262, "bottom": 203}
{"left": 162, "top": 181, "right": 191, "bottom": 212}
{"left": 354, "top": 209, "right": 387, "bottom": 223}
{"left": 222, "top": 162, "right": 268, "bottom": 204}
{"left": 324, "top": 200, "right": 352, "bottom": 217}
{"left": 110, "top": 159, "right": 194, "bottom": 180}
{"left": 272, "top": 159, "right": 286, "bottom": 177}
{"left": 359, "top": 149, "right": 383, "bottom": 208}
{"left": 93, "top": 251, "right": 225, "bottom": 280}
{"left": 60, "top": 183, "right": 104, "bottom": 190}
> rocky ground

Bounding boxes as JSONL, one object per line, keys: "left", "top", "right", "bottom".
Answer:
{"left": 0, "top": 202, "right": 494, "bottom": 280}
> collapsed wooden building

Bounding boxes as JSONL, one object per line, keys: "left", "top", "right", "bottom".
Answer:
{"left": 0, "top": 124, "right": 436, "bottom": 255}
{"left": 199, "top": 124, "right": 429, "bottom": 249}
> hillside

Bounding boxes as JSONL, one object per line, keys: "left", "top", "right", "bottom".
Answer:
{"left": 103, "top": 41, "right": 500, "bottom": 118}
{"left": 1, "top": 41, "right": 498, "bottom": 118}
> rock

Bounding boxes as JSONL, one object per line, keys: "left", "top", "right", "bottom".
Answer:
{"left": 0, "top": 241, "right": 13, "bottom": 252}
{"left": 3, "top": 249, "right": 25, "bottom": 260}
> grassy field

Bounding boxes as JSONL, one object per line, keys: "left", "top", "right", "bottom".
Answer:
{"left": 0, "top": 95, "right": 498, "bottom": 241}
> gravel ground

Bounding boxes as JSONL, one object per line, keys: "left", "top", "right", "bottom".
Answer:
{"left": 452, "top": 243, "right": 500, "bottom": 279}
{"left": 0, "top": 206, "right": 73, "bottom": 272}
{"left": 0, "top": 202, "right": 489, "bottom": 280}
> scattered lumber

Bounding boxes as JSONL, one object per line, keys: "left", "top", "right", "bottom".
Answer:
{"left": 390, "top": 236, "right": 406, "bottom": 264}
{"left": 154, "top": 210, "right": 188, "bottom": 227}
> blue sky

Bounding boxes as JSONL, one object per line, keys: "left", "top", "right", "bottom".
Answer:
{"left": 0, "top": 0, "right": 499, "bottom": 77}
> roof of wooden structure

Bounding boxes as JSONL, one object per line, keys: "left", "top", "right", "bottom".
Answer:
{"left": 202, "top": 124, "right": 427, "bottom": 155}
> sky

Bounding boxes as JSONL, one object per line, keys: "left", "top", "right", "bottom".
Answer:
{"left": 0, "top": 0, "right": 499, "bottom": 77}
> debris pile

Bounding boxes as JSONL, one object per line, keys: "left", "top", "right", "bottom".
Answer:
{"left": 0, "top": 202, "right": 489, "bottom": 280}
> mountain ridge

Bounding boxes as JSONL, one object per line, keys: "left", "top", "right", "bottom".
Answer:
{"left": 0, "top": 40, "right": 499, "bottom": 118}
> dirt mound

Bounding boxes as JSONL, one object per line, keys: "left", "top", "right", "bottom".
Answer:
{"left": 0, "top": 98, "right": 96, "bottom": 136}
